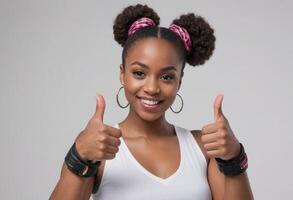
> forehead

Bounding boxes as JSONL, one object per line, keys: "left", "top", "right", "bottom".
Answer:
{"left": 125, "top": 37, "right": 182, "bottom": 70}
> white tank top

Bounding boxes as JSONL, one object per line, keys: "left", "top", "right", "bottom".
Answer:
{"left": 92, "top": 124, "right": 212, "bottom": 200}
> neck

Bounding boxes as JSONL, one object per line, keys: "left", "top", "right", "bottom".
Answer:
{"left": 119, "top": 108, "right": 174, "bottom": 139}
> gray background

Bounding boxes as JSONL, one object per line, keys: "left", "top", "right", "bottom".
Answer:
{"left": 0, "top": 0, "right": 292, "bottom": 199}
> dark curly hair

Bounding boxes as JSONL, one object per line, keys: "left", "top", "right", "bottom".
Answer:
{"left": 113, "top": 4, "right": 216, "bottom": 71}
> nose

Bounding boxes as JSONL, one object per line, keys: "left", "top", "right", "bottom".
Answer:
{"left": 144, "top": 77, "right": 160, "bottom": 95}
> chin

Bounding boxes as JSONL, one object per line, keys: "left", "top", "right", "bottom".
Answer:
{"left": 137, "top": 111, "right": 164, "bottom": 122}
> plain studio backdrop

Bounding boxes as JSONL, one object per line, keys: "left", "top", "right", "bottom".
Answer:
{"left": 0, "top": 0, "right": 292, "bottom": 199}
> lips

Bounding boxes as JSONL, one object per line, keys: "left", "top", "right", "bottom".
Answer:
{"left": 137, "top": 96, "right": 163, "bottom": 112}
{"left": 141, "top": 98, "right": 159, "bottom": 105}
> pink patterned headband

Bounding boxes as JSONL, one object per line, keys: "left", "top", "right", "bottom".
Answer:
{"left": 169, "top": 23, "right": 192, "bottom": 53}
{"left": 128, "top": 17, "right": 156, "bottom": 36}
{"left": 128, "top": 17, "right": 192, "bottom": 53}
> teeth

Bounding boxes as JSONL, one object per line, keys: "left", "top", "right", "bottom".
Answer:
{"left": 141, "top": 98, "right": 159, "bottom": 105}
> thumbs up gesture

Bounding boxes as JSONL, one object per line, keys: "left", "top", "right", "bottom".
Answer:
{"left": 75, "top": 94, "right": 122, "bottom": 162}
{"left": 201, "top": 95, "right": 241, "bottom": 160}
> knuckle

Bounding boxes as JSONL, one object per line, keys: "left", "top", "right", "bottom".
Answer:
{"left": 217, "top": 121, "right": 225, "bottom": 129}
{"left": 117, "top": 130, "right": 122, "bottom": 137}
{"left": 201, "top": 135, "right": 208, "bottom": 142}
{"left": 116, "top": 139, "right": 121, "bottom": 146}
{"left": 98, "top": 124, "right": 107, "bottom": 133}
{"left": 101, "top": 152, "right": 109, "bottom": 159}
{"left": 99, "top": 143, "right": 106, "bottom": 150}
{"left": 111, "top": 154, "right": 116, "bottom": 159}
{"left": 96, "top": 151, "right": 103, "bottom": 159}
{"left": 98, "top": 134, "right": 107, "bottom": 142}
{"left": 106, "top": 153, "right": 115, "bottom": 160}
{"left": 220, "top": 139, "right": 227, "bottom": 146}
{"left": 219, "top": 131, "right": 226, "bottom": 138}
{"left": 221, "top": 148, "right": 228, "bottom": 155}
{"left": 221, "top": 123, "right": 227, "bottom": 130}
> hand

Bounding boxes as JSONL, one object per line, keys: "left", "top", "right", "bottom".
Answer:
{"left": 201, "top": 94, "right": 241, "bottom": 160}
{"left": 75, "top": 94, "right": 122, "bottom": 162}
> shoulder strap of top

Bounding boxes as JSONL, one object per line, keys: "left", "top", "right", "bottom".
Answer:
{"left": 175, "top": 125, "right": 207, "bottom": 166}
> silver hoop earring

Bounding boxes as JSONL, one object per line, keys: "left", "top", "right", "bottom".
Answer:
{"left": 116, "top": 86, "right": 129, "bottom": 109}
{"left": 170, "top": 93, "right": 184, "bottom": 114}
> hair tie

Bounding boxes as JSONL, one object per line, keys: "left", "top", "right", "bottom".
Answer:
{"left": 128, "top": 17, "right": 156, "bottom": 36}
{"left": 169, "top": 23, "right": 192, "bottom": 53}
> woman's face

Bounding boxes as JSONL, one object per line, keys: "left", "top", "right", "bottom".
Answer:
{"left": 120, "top": 37, "right": 184, "bottom": 122}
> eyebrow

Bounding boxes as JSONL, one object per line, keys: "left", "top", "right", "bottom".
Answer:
{"left": 130, "top": 61, "right": 177, "bottom": 72}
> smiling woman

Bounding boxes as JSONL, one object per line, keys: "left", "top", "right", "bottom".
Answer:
{"left": 49, "top": 3, "right": 253, "bottom": 200}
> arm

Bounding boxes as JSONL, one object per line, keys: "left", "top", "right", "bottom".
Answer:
{"left": 208, "top": 158, "right": 254, "bottom": 200}
{"left": 192, "top": 130, "right": 254, "bottom": 200}
{"left": 49, "top": 163, "right": 94, "bottom": 200}
{"left": 223, "top": 171, "right": 254, "bottom": 200}
{"left": 50, "top": 95, "right": 120, "bottom": 200}
{"left": 200, "top": 95, "right": 254, "bottom": 199}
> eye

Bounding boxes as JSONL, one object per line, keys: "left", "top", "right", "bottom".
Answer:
{"left": 133, "top": 71, "right": 145, "bottom": 78}
{"left": 160, "top": 74, "right": 175, "bottom": 81}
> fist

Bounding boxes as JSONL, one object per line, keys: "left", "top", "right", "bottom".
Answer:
{"left": 201, "top": 95, "right": 241, "bottom": 160}
{"left": 75, "top": 94, "right": 122, "bottom": 162}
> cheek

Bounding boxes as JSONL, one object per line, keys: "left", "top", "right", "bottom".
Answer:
{"left": 123, "top": 75, "right": 143, "bottom": 98}
{"left": 163, "top": 81, "right": 181, "bottom": 103}
{"left": 166, "top": 87, "right": 178, "bottom": 104}
{"left": 163, "top": 78, "right": 181, "bottom": 94}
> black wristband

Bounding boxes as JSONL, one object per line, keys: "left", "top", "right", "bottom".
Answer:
{"left": 215, "top": 143, "right": 248, "bottom": 176}
{"left": 65, "top": 143, "right": 101, "bottom": 178}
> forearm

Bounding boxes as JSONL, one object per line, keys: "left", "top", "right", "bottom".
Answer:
{"left": 223, "top": 172, "right": 254, "bottom": 200}
{"left": 49, "top": 163, "right": 94, "bottom": 200}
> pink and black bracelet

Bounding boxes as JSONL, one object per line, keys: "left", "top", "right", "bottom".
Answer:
{"left": 65, "top": 143, "right": 101, "bottom": 178}
{"left": 215, "top": 143, "right": 248, "bottom": 176}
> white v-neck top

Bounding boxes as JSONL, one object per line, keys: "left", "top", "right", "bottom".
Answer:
{"left": 92, "top": 124, "right": 212, "bottom": 200}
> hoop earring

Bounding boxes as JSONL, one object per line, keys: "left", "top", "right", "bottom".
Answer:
{"left": 116, "top": 86, "right": 129, "bottom": 109}
{"left": 170, "top": 93, "right": 184, "bottom": 114}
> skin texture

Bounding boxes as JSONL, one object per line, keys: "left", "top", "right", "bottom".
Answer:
{"left": 49, "top": 37, "right": 254, "bottom": 200}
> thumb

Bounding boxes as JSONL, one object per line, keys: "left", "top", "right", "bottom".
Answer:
{"left": 214, "top": 94, "right": 224, "bottom": 121}
{"left": 94, "top": 94, "right": 106, "bottom": 122}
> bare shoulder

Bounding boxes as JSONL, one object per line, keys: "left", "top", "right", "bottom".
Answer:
{"left": 190, "top": 129, "right": 210, "bottom": 164}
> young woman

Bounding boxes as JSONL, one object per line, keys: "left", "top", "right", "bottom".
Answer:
{"left": 50, "top": 4, "right": 254, "bottom": 200}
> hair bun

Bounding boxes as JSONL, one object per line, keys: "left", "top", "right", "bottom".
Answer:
{"left": 172, "top": 13, "right": 216, "bottom": 66}
{"left": 113, "top": 4, "right": 160, "bottom": 47}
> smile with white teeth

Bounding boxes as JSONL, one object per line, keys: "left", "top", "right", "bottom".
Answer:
{"left": 141, "top": 98, "right": 160, "bottom": 106}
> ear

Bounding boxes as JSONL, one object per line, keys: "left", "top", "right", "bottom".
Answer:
{"left": 120, "top": 64, "right": 125, "bottom": 85}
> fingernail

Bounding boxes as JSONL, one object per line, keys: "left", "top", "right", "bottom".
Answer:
{"left": 96, "top": 93, "right": 100, "bottom": 101}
